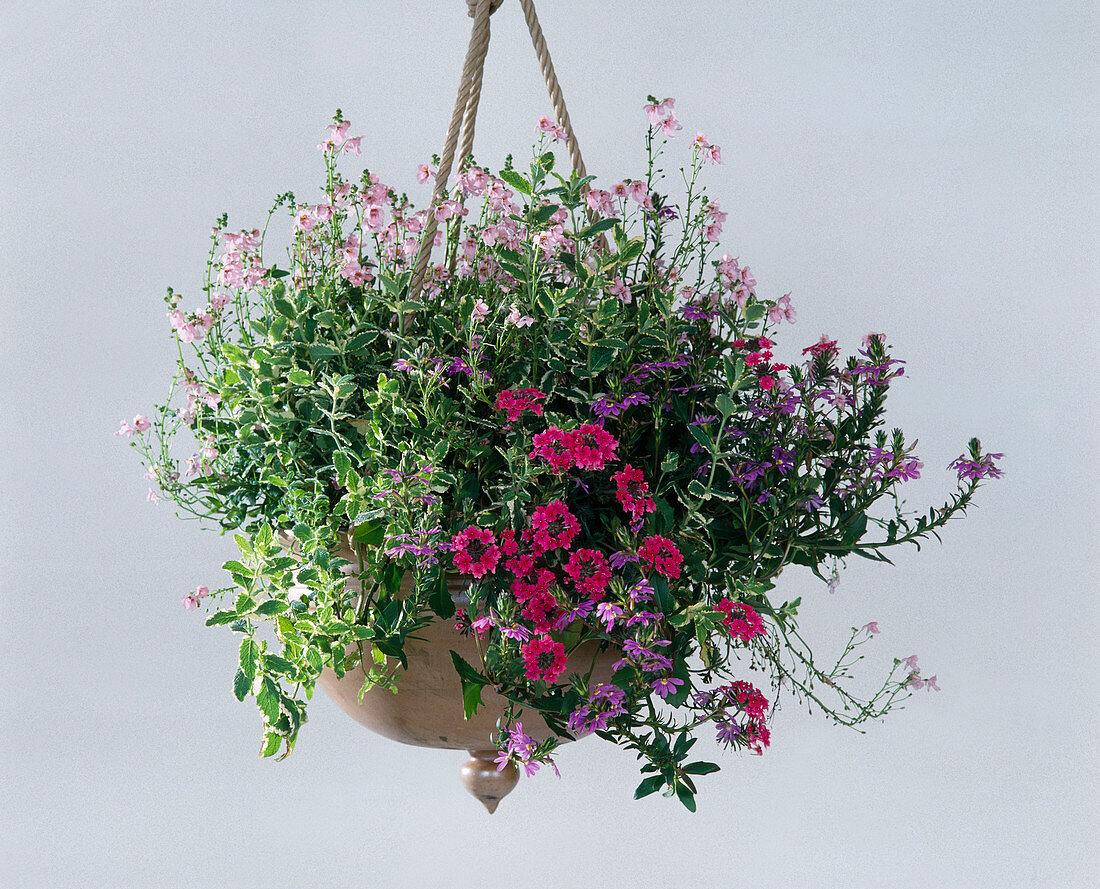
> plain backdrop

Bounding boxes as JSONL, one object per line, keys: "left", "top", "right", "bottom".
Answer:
{"left": 1, "top": 2, "right": 1097, "bottom": 887}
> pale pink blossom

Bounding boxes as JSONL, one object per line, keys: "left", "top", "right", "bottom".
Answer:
{"left": 704, "top": 223, "right": 722, "bottom": 243}
{"left": 115, "top": 419, "right": 136, "bottom": 437}
{"left": 181, "top": 585, "right": 210, "bottom": 611}
{"left": 506, "top": 305, "right": 535, "bottom": 327}
{"left": 342, "top": 136, "right": 362, "bottom": 156}
{"left": 536, "top": 115, "right": 567, "bottom": 142}
{"left": 585, "top": 188, "right": 616, "bottom": 218}
{"left": 693, "top": 132, "right": 722, "bottom": 164}
{"left": 459, "top": 166, "right": 489, "bottom": 195}
{"left": 609, "top": 278, "right": 631, "bottom": 303}
{"left": 313, "top": 204, "right": 334, "bottom": 223}
{"left": 146, "top": 488, "right": 160, "bottom": 505}
{"left": 295, "top": 209, "right": 317, "bottom": 233}
{"left": 177, "top": 322, "right": 204, "bottom": 344}
{"left": 340, "top": 259, "right": 369, "bottom": 286}
{"left": 363, "top": 206, "right": 387, "bottom": 233}
{"left": 167, "top": 310, "right": 186, "bottom": 330}
{"left": 769, "top": 293, "right": 796, "bottom": 324}
{"left": 327, "top": 120, "right": 351, "bottom": 143}
{"left": 470, "top": 299, "right": 489, "bottom": 323}
{"left": 133, "top": 415, "right": 151, "bottom": 432}
{"left": 416, "top": 163, "right": 433, "bottom": 185}
{"left": 643, "top": 97, "right": 676, "bottom": 125}
{"left": 862, "top": 621, "right": 880, "bottom": 635}
{"left": 659, "top": 114, "right": 682, "bottom": 136}
{"left": 332, "top": 182, "right": 352, "bottom": 207}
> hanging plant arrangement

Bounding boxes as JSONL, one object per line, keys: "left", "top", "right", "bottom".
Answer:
{"left": 118, "top": 0, "right": 1001, "bottom": 812}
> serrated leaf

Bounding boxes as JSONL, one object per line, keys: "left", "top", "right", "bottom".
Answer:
{"left": 287, "top": 370, "right": 312, "bottom": 386}
{"left": 256, "top": 677, "right": 281, "bottom": 722}
{"left": 498, "top": 169, "right": 531, "bottom": 195}
{"left": 232, "top": 668, "right": 251, "bottom": 702}
{"left": 255, "top": 599, "right": 289, "bottom": 617}
{"left": 308, "top": 344, "right": 340, "bottom": 361}
{"left": 239, "top": 638, "right": 259, "bottom": 679}
{"left": 206, "top": 610, "right": 240, "bottom": 627}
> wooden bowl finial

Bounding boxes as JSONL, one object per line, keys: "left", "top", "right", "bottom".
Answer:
{"left": 460, "top": 750, "right": 518, "bottom": 813}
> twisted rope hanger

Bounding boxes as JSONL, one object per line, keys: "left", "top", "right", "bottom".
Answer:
{"left": 410, "top": 0, "right": 595, "bottom": 299}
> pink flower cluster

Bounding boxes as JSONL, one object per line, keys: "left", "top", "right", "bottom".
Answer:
{"left": 638, "top": 535, "right": 683, "bottom": 580}
{"left": 536, "top": 115, "right": 567, "bottom": 143}
{"left": 612, "top": 464, "right": 657, "bottom": 523}
{"left": 529, "top": 424, "right": 619, "bottom": 473}
{"left": 644, "top": 97, "right": 682, "bottom": 136}
{"left": 115, "top": 414, "right": 151, "bottom": 438}
{"left": 692, "top": 132, "right": 722, "bottom": 165}
{"left": 715, "top": 599, "right": 767, "bottom": 643}
{"left": 317, "top": 119, "right": 361, "bottom": 156}
{"left": 181, "top": 584, "right": 210, "bottom": 611}
{"left": 520, "top": 635, "right": 568, "bottom": 683}
{"left": 218, "top": 228, "right": 267, "bottom": 291}
{"left": 495, "top": 388, "right": 547, "bottom": 422}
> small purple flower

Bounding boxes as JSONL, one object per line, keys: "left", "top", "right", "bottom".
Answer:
{"left": 650, "top": 676, "right": 683, "bottom": 699}
{"left": 627, "top": 577, "right": 654, "bottom": 605}
{"left": 596, "top": 602, "right": 623, "bottom": 632}
{"left": 715, "top": 719, "right": 741, "bottom": 745}
{"left": 609, "top": 550, "right": 638, "bottom": 570}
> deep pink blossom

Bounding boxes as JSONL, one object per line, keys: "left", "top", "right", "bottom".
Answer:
{"left": 564, "top": 549, "right": 613, "bottom": 601}
{"left": 521, "top": 635, "right": 568, "bottom": 683}
{"left": 638, "top": 536, "right": 683, "bottom": 579}
{"left": 451, "top": 526, "right": 501, "bottom": 578}
{"left": 529, "top": 500, "right": 580, "bottom": 553}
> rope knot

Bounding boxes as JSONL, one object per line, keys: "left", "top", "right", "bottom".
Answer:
{"left": 467, "top": 0, "right": 504, "bottom": 16}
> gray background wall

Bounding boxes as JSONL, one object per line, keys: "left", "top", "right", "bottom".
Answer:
{"left": 1, "top": 2, "right": 1096, "bottom": 887}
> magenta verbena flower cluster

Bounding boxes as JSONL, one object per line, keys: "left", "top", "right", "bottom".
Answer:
{"left": 118, "top": 97, "right": 1001, "bottom": 807}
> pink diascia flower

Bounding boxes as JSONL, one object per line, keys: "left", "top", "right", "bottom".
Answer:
{"left": 181, "top": 584, "right": 210, "bottom": 610}
{"left": 521, "top": 635, "right": 568, "bottom": 684}
{"left": 693, "top": 132, "right": 722, "bottom": 164}
{"left": 506, "top": 305, "right": 535, "bottom": 328}
{"left": 638, "top": 535, "right": 683, "bottom": 579}
{"left": 536, "top": 115, "right": 567, "bottom": 142}
{"left": 608, "top": 277, "right": 631, "bottom": 303}
{"left": 644, "top": 97, "right": 681, "bottom": 135}
{"left": 862, "top": 621, "right": 881, "bottom": 635}
{"left": 450, "top": 526, "right": 502, "bottom": 578}
{"left": 470, "top": 299, "right": 489, "bottom": 323}
{"left": 115, "top": 415, "right": 150, "bottom": 437}
{"left": 769, "top": 293, "right": 796, "bottom": 324}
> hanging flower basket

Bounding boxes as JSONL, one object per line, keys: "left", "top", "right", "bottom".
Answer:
{"left": 119, "top": 0, "right": 1002, "bottom": 812}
